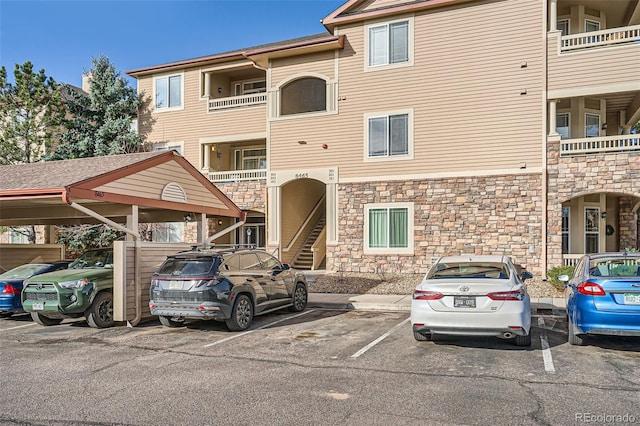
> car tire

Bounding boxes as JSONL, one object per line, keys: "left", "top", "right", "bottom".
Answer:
{"left": 288, "top": 283, "right": 307, "bottom": 312}
{"left": 225, "top": 294, "right": 253, "bottom": 331}
{"left": 159, "top": 315, "right": 184, "bottom": 328}
{"left": 413, "top": 330, "right": 431, "bottom": 341}
{"left": 85, "top": 291, "right": 114, "bottom": 329}
{"left": 567, "top": 315, "right": 585, "bottom": 346}
{"left": 31, "top": 312, "right": 63, "bottom": 326}
{"left": 514, "top": 332, "right": 531, "bottom": 346}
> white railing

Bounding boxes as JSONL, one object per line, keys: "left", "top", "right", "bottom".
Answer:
{"left": 208, "top": 93, "right": 267, "bottom": 111}
{"left": 560, "top": 134, "right": 640, "bottom": 156}
{"left": 563, "top": 254, "right": 583, "bottom": 267}
{"left": 561, "top": 25, "right": 640, "bottom": 52}
{"left": 207, "top": 169, "right": 267, "bottom": 183}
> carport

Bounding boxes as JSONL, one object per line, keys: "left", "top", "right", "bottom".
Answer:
{"left": 0, "top": 150, "right": 244, "bottom": 325}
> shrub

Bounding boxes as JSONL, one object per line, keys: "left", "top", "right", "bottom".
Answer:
{"left": 547, "top": 265, "right": 574, "bottom": 291}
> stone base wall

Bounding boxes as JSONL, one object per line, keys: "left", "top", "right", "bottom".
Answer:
{"left": 216, "top": 181, "right": 266, "bottom": 213}
{"left": 327, "top": 174, "right": 543, "bottom": 276}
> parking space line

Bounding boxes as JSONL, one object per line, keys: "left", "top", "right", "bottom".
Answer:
{"left": 203, "top": 309, "right": 315, "bottom": 348}
{"left": 351, "top": 317, "right": 410, "bottom": 358}
{"left": 0, "top": 323, "right": 37, "bottom": 332}
{"left": 538, "top": 317, "right": 556, "bottom": 373}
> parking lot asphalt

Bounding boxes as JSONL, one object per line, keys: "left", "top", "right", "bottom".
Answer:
{"left": 308, "top": 292, "right": 566, "bottom": 315}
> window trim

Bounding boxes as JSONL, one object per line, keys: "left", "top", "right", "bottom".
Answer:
{"left": 585, "top": 113, "right": 600, "bottom": 138}
{"left": 364, "top": 202, "right": 414, "bottom": 255}
{"left": 271, "top": 72, "right": 337, "bottom": 120}
{"left": 557, "top": 18, "right": 570, "bottom": 36}
{"left": 364, "top": 16, "right": 414, "bottom": 72}
{"left": 584, "top": 206, "right": 600, "bottom": 254}
{"left": 556, "top": 112, "right": 570, "bottom": 139}
{"left": 562, "top": 206, "right": 570, "bottom": 254}
{"left": 153, "top": 72, "right": 184, "bottom": 112}
{"left": 364, "top": 109, "right": 414, "bottom": 162}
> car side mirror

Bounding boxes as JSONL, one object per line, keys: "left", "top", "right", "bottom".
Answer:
{"left": 557, "top": 274, "right": 569, "bottom": 282}
{"left": 282, "top": 263, "right": 291, "bottom": 270}
{"left": 521, "top": 271, "right": 533, "bottom": 280}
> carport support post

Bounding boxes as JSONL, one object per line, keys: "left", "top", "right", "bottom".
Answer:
{"left": 125, "top": 205, "right": 142, "bottom": 327}
{"left": 197, "top": 213, "right": 207, "bottom": 244}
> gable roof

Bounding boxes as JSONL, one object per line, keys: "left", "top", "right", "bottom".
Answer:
{"left": 321, "top": 0, "right": 475, "bottom": 31}
{"left": 0, "top": 151, "right": 243, "bottom": 226}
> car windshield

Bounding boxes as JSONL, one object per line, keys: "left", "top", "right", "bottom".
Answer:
{"left": 0, "top": 264, "right": 50, "bottom": 279}
{"left": 157, "top": 257, "right": 219, "bottom": 277}
{"left": 69, "top": 250, "right": 113, "bottom": 269}
{"left": 429, "top": 262, "right": 510, "bottom": 279}
{"left": 589, "top": 258, "right": 640, "bottom": 278}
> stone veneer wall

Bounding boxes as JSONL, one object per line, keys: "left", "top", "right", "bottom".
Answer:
{"left": 216, "top": 181, "right": 266, "bottom": 212}
{"left": 547, "top": 139, "right": 640, "bottom": 267}
{"left": 327, "top": 174, "right": 543, "bottom": 276}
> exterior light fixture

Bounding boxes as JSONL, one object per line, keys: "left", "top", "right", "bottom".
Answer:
{"left": 601, "top": 211, "right": 607, "bottom": 219}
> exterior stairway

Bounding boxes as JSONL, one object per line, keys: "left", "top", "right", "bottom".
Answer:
{"left": 292, "top": 217, "right": 326, "bottom": 270}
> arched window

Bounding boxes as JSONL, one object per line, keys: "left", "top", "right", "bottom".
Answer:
{"left": 280, "top": 77, "right": 326, "bottom": 116}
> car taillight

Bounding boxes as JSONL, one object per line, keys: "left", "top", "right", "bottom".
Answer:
{"left": 413, "top": 290, "right": 444, "bottom": 300}
{"left": 1, "top": 284, "right": 20, "bottom": 295}
{"left": 488, "top": 289, "right": 524, "bottom": 300}
{"left": 577, "top": 281, "right": 606, "bottom": 296}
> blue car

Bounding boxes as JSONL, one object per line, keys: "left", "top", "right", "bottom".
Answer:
{"left": 560, "top": 252, "right": 640, "bottom": 345}
{"left": 0, "top": 261, "right": 72, "bottom": 317}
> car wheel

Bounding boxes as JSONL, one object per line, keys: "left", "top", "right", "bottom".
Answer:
{"left": 159, "top": 316, "right": 184, "bottom": 328}
{"left": 288, "top": 283, "right": 307, "bottom": 312}
{"left": 513, "top": 332, "right": 531, "bottom": 346}
{"left": 567, "top": 315, "right": 585, "bottom": 346}
{"left": 31, "top": 312, "right": 63, "bottom": 326}
{"left": 85, "top": 291, "right": 114, "bottom": 329}
{"left": 225, "top": 294, "right": 253, "bottom": 331}
{"left": 413, "top": 330, "right": 431, "bottom": 341}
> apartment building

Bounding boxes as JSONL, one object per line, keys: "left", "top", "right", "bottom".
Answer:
{"left": 126, "top": 0, "right": 640, "bottom": 277}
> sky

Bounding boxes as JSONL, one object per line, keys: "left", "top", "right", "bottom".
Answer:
{"left": 0, "top": 0, "right": 345, "bottom": 88}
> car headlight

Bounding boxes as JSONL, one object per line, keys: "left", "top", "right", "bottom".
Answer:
{"left": 59, "top": 279, "right": 90, "bottom": 289}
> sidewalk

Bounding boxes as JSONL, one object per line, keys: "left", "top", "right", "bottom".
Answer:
{"left": 307, "top": 293, "right": 566, "bottom": 315}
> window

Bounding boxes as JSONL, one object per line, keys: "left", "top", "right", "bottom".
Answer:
{"left": 235, "top": 148, "right": 266, "bottom": 170}
{"left": 155, "top": 74, "right": 182, "bottom": 110}
{"left": 562, "top": 207, "right": 570, "bottom": 254}
{"left": 585, "top": 113, "right": 600, "bottom": 138}
{"left": 154, "top": 142, "right": 183, "bottom": 155}
{"left": 154, "top": 223, "right": 184, "bottom": 243}
{"left": 368, "top": 20, "right": 409, "bottom": 67}
{"left": 235, "top": 80, "right": 266, "bottom": 96}
{"left": 585, "top": 19, "right": 600, "bottom": 33}
{"left": 557, "top": 19, "right": 570, "bottom": 36}
{"left": 556, "top": 113, "right": 570, "bottom": 139}
{"left": 280, "top": 77, "right": 326, "bottom": 116}
{"left": 10, "top": 228, "right": 29, "bottom": 244}
{"left": 585, "top": 207, "right": 599, "bottom": 254}
{"left": 367, "top": 113, "right": 410, "bottom": 158}
{"left": 365, "top": 203, "right": 413, "bottom": 254}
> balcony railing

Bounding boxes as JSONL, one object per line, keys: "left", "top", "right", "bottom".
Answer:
{"left": 563, "top": 254, "right": 583, "bottom": 267}
{"left": 560, "top": 134, "right": 640, "bottom": 157}
{"left": 207, "top": 169, "right": 267, "bottom": 183}
{"left": 561, "top": 25, "right": 640, "bottom": 52}
{"left": 208, "top": 93, "right": 267, "bottom": 111}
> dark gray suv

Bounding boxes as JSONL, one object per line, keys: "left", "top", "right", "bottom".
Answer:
{"left": 149, "top": 246, "right": 308, "bottom": 330}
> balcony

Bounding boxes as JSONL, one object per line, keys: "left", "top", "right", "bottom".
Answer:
{"left": 560, "top": 134, "right": 640, "bottom": 157}
{"left": 207, "top": 169, "right": 267, "bottom": 183}
{"left": 208, "top": 93, "right": 267, "bottom": 112}
{"left": 561, "top": 25, "right": 640, "bottom": 52}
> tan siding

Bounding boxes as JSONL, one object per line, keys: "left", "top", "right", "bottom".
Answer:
{"left": 547, "top": 34, "right": 640, "bottom": 92}
{"left": 0, "top": 244, "right": 65, "bottom": 271}
{"left": 271, "top": 51, "right": 336, "bottom": 84}
{"left": 94, "top": 161, "right": 227, "bottom": 208}
{"left": 137, "top": 69, "right": 266, "bottom": 170}
{"left": 269, "top": 0, "right": 544, "bottom": 177}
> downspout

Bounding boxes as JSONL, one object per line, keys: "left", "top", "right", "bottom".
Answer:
{"left": 65, "top": 201, "right": 143, "bottom": 325}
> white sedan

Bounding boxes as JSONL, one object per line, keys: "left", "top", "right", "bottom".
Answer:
{"left": 411, "top": 255, "right": 533, "bottom": 346}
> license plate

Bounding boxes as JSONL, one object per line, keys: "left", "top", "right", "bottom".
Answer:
{"left": 168, "top": 281, "right": 183, "bottom": 290}
{"left": 454, "top": 296, "right": 476, "bottom": 308}
{"left": 32, "top": 302, "right": 44, "bottom": 310}
{"left": 623, "top": 293, "right": 640, "bottom": 305}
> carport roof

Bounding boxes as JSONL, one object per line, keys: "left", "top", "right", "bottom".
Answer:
{"left": 0, "top": 151, "right": 243, "bottom": 226}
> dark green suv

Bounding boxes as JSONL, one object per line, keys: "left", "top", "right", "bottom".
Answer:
{"left": 150, "top": 246, "right": 308, "bottom": 330}
{"left": 21, "top": 248, "right": 114, "bottom": 328}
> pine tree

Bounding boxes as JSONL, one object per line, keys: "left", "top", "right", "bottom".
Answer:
{"left": 0, "top": 62, "right": 65, "bottom": 165}
{"left": 50, "top": 55, "right": 144, "bottom": 159}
